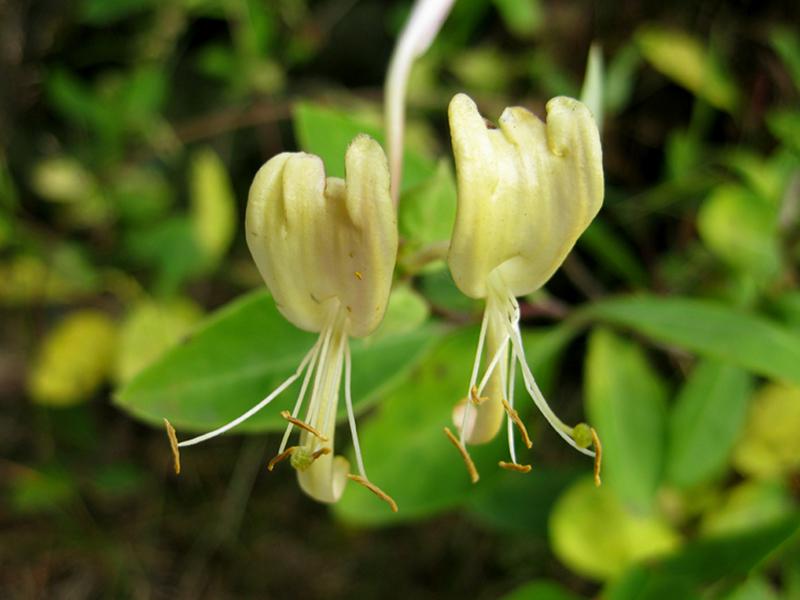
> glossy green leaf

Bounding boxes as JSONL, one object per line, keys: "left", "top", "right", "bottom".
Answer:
{"left": 501, "top": 580, "right": 582, "bottom": 600}
{"left": 605, "top": 514, "right": 800, "bottom": 600}
{"left": 115, "top": 290, "right": 439, "bottom": 433}
{"left": 293, "top": 102, "right": 435, "bottom": 193}
{"left": 666, "top": 360, "right": 752, "bottom": 489}
{"left": 585, "top": 328, "right": 668, "bottom": 512}
{"left": 334, "top": 323, "right": 578, "bottom": 526}
{"left": 586, "top": 296, "right": 800, "bottom": 386}
{"left": 550, "top": 477, "right": 680, "bottom": 581}
{"left": 636, "top": 27, "right": 739, "bottom": 112}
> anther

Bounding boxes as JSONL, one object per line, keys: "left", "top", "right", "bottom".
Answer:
{"left": 164, "top": 419, "right": 181, "bottom": 475}
{"left": 267, "top": 446, "right": 296, "bottom": 471}
{"left": 499, "top": 461, "right": 532, "bottom": 473}
{"left": 280, "top": 410, "right": 329, "bottom": 441}
{"left": 347, "top": 474, "right": 398, "bottom": 512}
{"left": 591, "top": 427, "right": 602, "bottom": 487}
{"left": 470, "top": 385, "right": 489, "bottom": 406}
{"left": 443, "top": 426, "right": 479, "bottom": 483}
{"left": 501, "top": 398, "right": 533, "bottom": 449}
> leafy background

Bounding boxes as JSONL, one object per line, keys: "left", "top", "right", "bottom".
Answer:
{"left": 2, "top": 0, "right": 800, "bottom": 598}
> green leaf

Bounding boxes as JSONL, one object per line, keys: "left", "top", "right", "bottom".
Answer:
{"left": 398, "top": 159, "right": 457, "bottom": 248}
{"left": 492, "top": 0, "right": 543, "bottom": 39}
{"left": 697, "top": 184, "right": 781, "bottom": 279}
{"left": 585, "top": 328, "right": 668, "bottom": 512}
{"left": 636, "top": 26, "right": 739, "bottom": 113}
{"left": 293, "top": 102, "right": 435, "bottom": 193}
{"left": 579, "top": 219, "right": 648, "bottom": 287}
{"left": 501, "top": 580, "right": 582, "bottom": 600}
{"left": 605, "top": 514, "right": 800, "bottom": 600}
{"left": 770, "top": 27, "right": 800, "bottom": 93}
{"left": 189, "top": 147, "right": 237, "bottom": 268}
{"left": 334, "top": 323, "right": 577, "bottom": 526}
{"left": 586, "top": 296, "right": 800, "bottom": 386}
{"left": 550, "top": 477, "right": 681, "bottom": 581}
{"left": 604, "top": 43, "right": 641, "bottom": 115}
{"left": 732, "top": 382, "right": 800, "bottom": 479}
{"left": 115, "top": 291, "right": 439, "bottom": 433}
{"left": 580, "top": 44, "right": 604, "bottom": 132}
{"left": 701, "top": 480, "right": 795, "bottom": 537}
{"left": 666, "top": 360, "right": 752, "bottom": 489}
{"left": 726, "top": 577, "right": 780, "bottom": 600}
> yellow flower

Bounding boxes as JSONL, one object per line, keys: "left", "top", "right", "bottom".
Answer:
{"left": 167, "top": 134, "right": 398, "bottom": 510}
{"left": 445, "top": 94, "right": 604, "bottom": 482}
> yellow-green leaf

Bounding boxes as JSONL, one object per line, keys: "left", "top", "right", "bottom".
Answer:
{"left": 189, "top": 147, "right": 237, "bottom": 267}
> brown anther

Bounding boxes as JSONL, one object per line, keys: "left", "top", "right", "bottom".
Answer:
{"left": 163, "top": 419, "right": 181, "bottom": 475}
{"left": 443, "top": 427, "right": 479, "bottom": 483}
{"left": 347, "top": 474, "right": 398, "bottom": 513}
{"left": 591, "top": 427, "right": 603, "bottom": 487}
{"left": 354, "top": 271, "right": 363, "bottom": 280}
{"left": 280, "top": 410, "right": 329, "bottom": 441}
{"left": 501, "top": 399, "right": 533, "bottom": 449}
{"left": 469, "top": 385, "right": 489, "bottom": 406}
{"left": 311, "top": 447, "right": 332, "bottom": 461}
{"left": 499, "top": 461, "right": 532, "bottom": 473}
{"left": 267, "top": 446, "right": 296, "bottom": 471}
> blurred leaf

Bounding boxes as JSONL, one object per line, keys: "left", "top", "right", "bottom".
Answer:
{"left": 88, "top": 463, "right": 148, "bottom": 501}
{"left": 636, "top": 27, "right": 739, "bottom": 113}
{"left": 293, "top": 102, "right": 435, "bottom": 193}
{"left": 666, "top": 360, "right": 752, "bottom": 489}
{"left": 115, "top": 291, "right": 439, "bottom": 432}
{"left": 701, "top": 480, "right": 795, "bottom": 537}
{"left": 605, "top": 514, "right": 800, "bottom": 600}
{"left": 47, "top": 69, "right": 116, "bottom": 135}
{"left": 732, "top": 382, "right": 800, "bottom": 478}
{"left": 113, "top": 166, "right": 174, "bottom": 224}
{"left": 365, "top": 284, "right": 429, "bottom": 343}
{"left": 418, "top": 268, "right": 482, "bottom": 315}
{"left": 79, "top": 0, "right": 155, "bottom": 24}
{"left": 605, "top": 43, "right": 641, "bottom": 115}
{"left": 586, "top": 296, "right": 800, "bottom": 386}
{"left": 501, "top": 580, "right": 582, "bottom": 600}
{"left": 665, "top": 129, "right": 704, "bottom": 180}
{"left": 189, "top": 147, "right": 237, "bottom": 268}
{"left": 770, "top": 27, "right": 800, "bottom": 92}
{"left": 468, "top": 467, "right": 580, "bottom": 537}
{"left": 772, "top": 290, "right": 800, "bottom": 331}
{"left": 697, "top": 184, "right": 781, "bottom": 279}
{"left": 398, "top": 159, "right": 456, "bottom": 248}
{"left": 492, "top": 0, "right": 543, "bottom": 39}
{"left": 767, "top": 109, "right": 800, "bottom": 154}
{"left": 30, "top": 156, "right": 96, "bottom": 204}
{"left": 580, "top": 44, "right": 604, "bottom": 132}
{"left": 585, "top": 328, "right": 668, "bottom": 512}
{"left": 120, "top": 66, "right": 167, "bottom": 126}
{"left": 550, "top": 477, "right": 680, "bottom": 581}
{"left": 725, "top": 577, "right": 779, "bottom": 600}
{"left": 124, "top": 216, "right": 206, "bottom": 294}
{"left": 579, "top": 220, "right": 648, "bottom": 287}
{"left": 114, "top": 297, "right": 203, "bottom": 384}
{"left": 28, "top": 310, "right": 117, "bottom": 407}
{"left": 8, "top": 467, "right": 78, "bottom": 515}
{"left": 451, "top": 46, "right": 515, "bottom": 93}
{"left": 334, "top": 323, "right": 577, "bottom": 526}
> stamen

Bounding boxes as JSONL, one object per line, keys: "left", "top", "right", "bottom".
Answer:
{"left": 501, "top": 398, "right": 533, "bottom": 449}
{"left": 164, "top": 419, "right": 180, "bottom": 475}
{"left": 176, "top": 343, "right": 319, "bottom": 449}
{"left": 312, "top": 447, "right": 332, "bottom": 460}
{"left": 344, "top": 342, "right": 367, "bottom": 478}
{"left": 470, "top": 385, "right": 489, "bottom": 406}
{"left": 443, "top": 426, "right": 479, "bottom": 483}
{"left": 499, "top": 461, "right": 532, "bottom": 473}
{"left": 267, "top": 446, "right": 296, "bottom": 471}
{"left": 278, "top": 339, "right": 323, "bottom": 454}
{"left": 280, "top": 410, "right": 328, "bottom": 441}
{"left": 347, "top": 474, "right": 398, "bottom": 513}
{"left": 591, "top": 427, "right": 603, "bottom": 487}
{"left": 474, "top": 332, "right": 510, "bottom": 397}
{"left": 459, "top": 307, "right": 491, "bottom": 445}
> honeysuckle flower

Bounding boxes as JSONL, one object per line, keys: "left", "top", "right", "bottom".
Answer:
{"left": 444, "top": 93, "right": 604, "bottom": 484}
{"left": 165, "top": 134, "right": 398, "bottom": 511}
